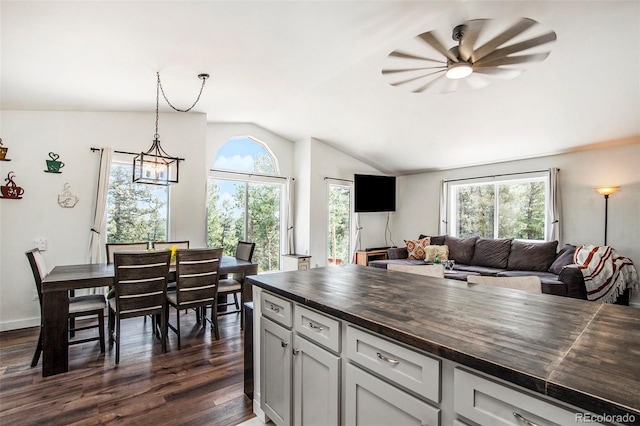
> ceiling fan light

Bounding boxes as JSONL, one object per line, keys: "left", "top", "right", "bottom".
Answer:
{"left": 446, "top": 62, "right": 473, "bottom": 79}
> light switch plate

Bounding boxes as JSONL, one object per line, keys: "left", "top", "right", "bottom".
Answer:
{"left": 35, "top": 239, "right": 46, "bottom": 251}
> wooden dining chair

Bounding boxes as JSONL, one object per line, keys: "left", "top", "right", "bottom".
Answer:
{"left": 466, "top": 275, "right": 542, "bottom": 294}
{"left": 167, "top": 247, "right": 223, "bottom": 346}
{"left": 26, "top": 248, "right": 106, "bottom": 368}
{"left": 218, "top": 241, "right": 256, "bottom": 316}
{"left": 106, "top": 242, "right": 150, "bottom": 264}
{"left": 152, "top": 241, "right": 190, "bottom": 251}
{"left": 387, "top": 263, "right": 445, "bottom": 278}
{"left": 108, "top": 250, "right": 170, "bottom": 364}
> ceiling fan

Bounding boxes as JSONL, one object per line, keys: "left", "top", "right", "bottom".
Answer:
{"left": 382, "top": 17, "right": 556, "bottom": 94}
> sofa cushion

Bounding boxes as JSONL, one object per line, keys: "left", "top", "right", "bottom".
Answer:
{"left": 419, "top": 234, "right": 446, "bottom": 246}
{"left": 424, "top": 245, "right": 449, "bottom": 262}
{"left": 387, "top": 247, "right": 408, "bottom": 260}
{"left": 369, "top": 259, "right": 427, "bottom": 269}
{"left": 455, "top": 264, "right": 507, "bottom": 276}
{"left": 507, "top": 240, "right": 558, "bottom": 272}
{"left": 548, "top": 244, "right": 577, "bottom": 275}
{"left": 471, "top": 238, "right": 512, "bottom": 268}
{"left": 497, "top": 270, "right": 567, "bottom": 296}
{"left": 405, "top": 237, "right": 430, "bottom": 260}
{"left": 444, "top": 236, "right": 477, "bottom": 264}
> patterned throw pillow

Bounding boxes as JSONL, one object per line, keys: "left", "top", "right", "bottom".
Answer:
{"left": 424, "top": 245, "right": 449, "bottom": 262}
{"left": 405, "top": 237, "right": 430, "bottom": 260}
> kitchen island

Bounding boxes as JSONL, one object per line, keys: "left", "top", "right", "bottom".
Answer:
{"left": 248, "top": 265, "right": 640, "bottom": 425}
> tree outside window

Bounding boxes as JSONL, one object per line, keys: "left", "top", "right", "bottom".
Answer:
{"left": 328, "top": 184, "right": 351, "bottom": 265}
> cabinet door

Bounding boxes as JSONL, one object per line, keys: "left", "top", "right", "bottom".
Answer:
{"left": 345, "top": 363, "right": 440, "bottom": 426}
{"left": 293, "top": 335, "right": 340, "bottom": 426}
{"left": 261, "top": 317, "right": 292, "bottom": 426}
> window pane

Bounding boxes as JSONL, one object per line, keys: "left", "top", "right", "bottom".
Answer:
{"left": 498, "top": 181, "right": 545, "bottom": 240}
{"left": 328, "top": 185, "right": 351, "bottom": 266}
{"left": 213, "top": 137, "right": 276, "bottom": 174}
{"left": 106, "top": 162, "right": 168, "bottom": 243}
{"left": 207, "top": 179, "right": 245, "bottom": 256}
{"left": 247, "top": 182, "right": 281, "bottom": 272}
{"left": 454, "top": 184, "right": 494, "bottom": 238}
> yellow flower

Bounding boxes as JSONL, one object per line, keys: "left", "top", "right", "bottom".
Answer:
{"left": 170, "top": 245, "right": 177, "bottom": 262}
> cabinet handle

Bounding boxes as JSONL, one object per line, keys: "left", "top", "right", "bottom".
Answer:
{"left": 292, "top": 348, "right": 300, "bottom": 355}
{"left": 309, "top": 322, "right": 324, "bottom": 331}
{"left": 376, "top": 352, "right": 400, "bottom": 365}
{"left": 268, "top": 304, "right": 280, "bottom": 313}
{"left": 281, "top": 341, "right": 288, "bottom": 348}
{"left": 513, "top": 412, "right": 540, "bottom": 426}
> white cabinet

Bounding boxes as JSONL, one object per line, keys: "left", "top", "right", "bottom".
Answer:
{"left": 260, "top": 292, "right": 341, "bottom": 426}
{"left": 282, "top": 254, "right": 311, "bottom": 271}
{"left": 345, "top": 363, "right": 440, "bottom": 426}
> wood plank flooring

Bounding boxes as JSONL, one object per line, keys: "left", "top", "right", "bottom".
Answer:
{"left": 0, "top": 310, "right": 255, "bottom": 426}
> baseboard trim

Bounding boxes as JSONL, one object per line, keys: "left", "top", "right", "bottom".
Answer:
{"left": 0, "top": 317, "right": 40, "bottom": 332}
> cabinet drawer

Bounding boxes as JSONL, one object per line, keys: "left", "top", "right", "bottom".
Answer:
{"left": 454, "top": 368, "right": 604, "bottom": 426}
{"left": 262, "top": 291, "right": 293, "bottom": 328}
{"left": 346, "top": 326, "right": 440, "bottom": 404}
{"left": 345, "top": 363, "right": 440, "bottom": 426}
{"left": 294, "top": 304, "right": 341, "bottom": 353}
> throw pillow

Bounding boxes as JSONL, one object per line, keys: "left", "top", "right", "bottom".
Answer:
{"left": 444, "top": 236, "right": 477, "bottom": 264}
{"left": 405, "top": 237, "right": 430, "bottom": 260}
{"left": 419, "top": 234, "right": 446, "bottom": 246}
{"left": 471, "top": 238, "right": 513, "bottom": 268}
{"left": 507, "top": 240, "right": 559, "bottom": 272}
{"left": 548, "top": 244, "right": 577, "bottom": 275}
{"left": 424, "top": 245, "right": 449, "bottom": 262}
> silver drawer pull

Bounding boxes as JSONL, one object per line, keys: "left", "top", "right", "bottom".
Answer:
{"left": 376, "top": 352, "right": 400, "bottom": 365}
{"left": 292, "top": 348, "right": 300, "bottom": 355}
{"left": 268, "top": 303, "right": 280, "bottom": 313}
{"left": 281, "top": 340, "right": 288, "bottom": 348}
{"left": 513, "top": 412, "right": 540, "bottom": 426}
{"left": 309, "top": 322, "right": 324, "bottom": 331}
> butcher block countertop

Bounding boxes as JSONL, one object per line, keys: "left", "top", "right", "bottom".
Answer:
{"left": 248, "top": 264, "right": 640, "bottom": 421}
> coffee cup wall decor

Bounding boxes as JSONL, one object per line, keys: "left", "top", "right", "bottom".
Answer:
{"left": 0, "top": 138, "right": 9, "bottom": 161}
{"left": 0, "top": 171, "right": 24, "bottom": 199}
{"left": 44, "top": 152, "right": 65, "bottom": 173}
{"left": 58, "top": 183, "right": 79, "bottom": 208}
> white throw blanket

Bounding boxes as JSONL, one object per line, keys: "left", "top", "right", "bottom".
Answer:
{"left": 574, "top": 245, "right": 639, "bottom": 303}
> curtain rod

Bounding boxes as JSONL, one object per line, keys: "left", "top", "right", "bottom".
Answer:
{"left": 324, "top": 177, "right": 353, "bottom": 183}
{"left": 444, "top": 169, "right": 556, "bottom": 183}
{"left": 209, "top": 168, "right": 291, "bottom": 181}
{"left": 90, "top": 147, "right": 185, "bottom": 161}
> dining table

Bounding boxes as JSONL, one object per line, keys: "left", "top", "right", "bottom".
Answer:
{"left": 40, "top": 255, "right": 258, "bottom": 377}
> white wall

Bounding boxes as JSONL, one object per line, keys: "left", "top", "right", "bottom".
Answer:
{"left": 0, "top": 110, "right": 207, "bottom": 331}
{"left": 392, "top": 141, "right": 640, "bottom": 305}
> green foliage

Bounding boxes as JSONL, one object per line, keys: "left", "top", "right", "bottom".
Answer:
{"left": 328, "top": 185, "right": 351, "bottom": 264}
{"left": 106, "top": 163, "right": 167, "bottom": 243}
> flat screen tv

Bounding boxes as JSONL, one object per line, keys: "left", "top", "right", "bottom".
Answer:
{"left": 354, "top": 174, "right": 396, "bottom": 213}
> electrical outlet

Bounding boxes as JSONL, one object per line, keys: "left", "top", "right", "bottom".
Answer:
{"left": 34, "top": 239, "right": 46, "bottom": 251}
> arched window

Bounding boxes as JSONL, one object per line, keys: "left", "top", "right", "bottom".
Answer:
{"left": 207, "top": 136, "right": 284, "bottom": 273}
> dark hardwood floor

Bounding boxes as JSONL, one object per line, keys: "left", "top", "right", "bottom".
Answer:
{"left": 0, "top": 310, "right": 255, "bottom": 425}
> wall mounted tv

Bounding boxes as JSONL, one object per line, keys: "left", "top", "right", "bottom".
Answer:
{"left": 354, "top": 174, "right": 396, "bottom": 213}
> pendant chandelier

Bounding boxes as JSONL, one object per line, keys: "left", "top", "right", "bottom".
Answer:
{"left": 133, "top": 72, "right": 209, "bottom": 185}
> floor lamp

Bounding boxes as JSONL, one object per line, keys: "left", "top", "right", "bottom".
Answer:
{"left": 594, "top": 186, "right": 620, "bottom": 246}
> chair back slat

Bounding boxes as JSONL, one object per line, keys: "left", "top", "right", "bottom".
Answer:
{"left": 25, "top": 249, "right": 47, "bottom": 305}
{"left": 106, "top": 242, "right": 149, "bottom": 264}
{"left": 153, "top": 241, "right": 190, "bottom": 251}
{"left": 175, "top": 248, "right": 222, "bottom": 305}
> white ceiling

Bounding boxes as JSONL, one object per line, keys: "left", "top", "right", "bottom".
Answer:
{"left": 2, "top": 1, "right": 639, "bottom": 175}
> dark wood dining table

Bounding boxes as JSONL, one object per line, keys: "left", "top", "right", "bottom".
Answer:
{"left": 40, "top": 256, "right": 258, "bottom": 377}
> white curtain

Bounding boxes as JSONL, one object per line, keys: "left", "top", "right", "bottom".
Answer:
{"left": 546, "top": 167, "right": 562, "bottom": 243}
{"left": 438, "top": 180, "right": 449, "bottom": 236}
{"left": 88, "top": 148, "right": 113, "bottom": 265}
{"left": 286, "top": 177, "right": 295, "bottom": 255}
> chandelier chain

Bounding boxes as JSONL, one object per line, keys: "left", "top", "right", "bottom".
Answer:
{"left": 155, "top": 73, "right": 161, "bottom": 139}
{"left": 157, "top": 72, "right": 208, "bottom": 113}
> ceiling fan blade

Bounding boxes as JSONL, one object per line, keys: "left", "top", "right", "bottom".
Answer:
{"left": 382, "top": 66, "right": 446, "bottom": 75}
{"left": 458, "top": 19, "right": 487, "bottom": 62}
{"left": 388, "top": 51, "right": 446, "bottom": 64}
{"left": 390, "top": 69, "right": 445, "bottom": 87}
{"left": 473, "top": 32, "right": 556, "bottom": 65}
{"left": 473, "top": 18, "right": 538, "bottom": 62}
{"left": 474, "top": 52, "right": 550, "bottom": 67}
{"left": 417, "top": 31, "right": 458, "bottom": 62}
{"left": 412, "top": 73, "right": 447, "bottom": 93}
{"left": 473, "top": 67, "right": 523, "bottom": 79}
{"left": 463, "top": 73, "right": 492, "bottom": 90}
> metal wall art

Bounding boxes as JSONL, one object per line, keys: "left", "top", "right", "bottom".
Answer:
{"left": 58, "top": 183, "right": 79, "bottom": 208}
{"left": 0, "top": 171, "right": 24, "bottom": 199}
{"left": 44, "top": 152, "right": 65, "bottom": 173}
{"left": 0, "top": 138, "right": 10, "bottom": 161}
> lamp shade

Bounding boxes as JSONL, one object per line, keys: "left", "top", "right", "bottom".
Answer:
{"left": 595, "top": 186, "right": 620, "bottom": 196}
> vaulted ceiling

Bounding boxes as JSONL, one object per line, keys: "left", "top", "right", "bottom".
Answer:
{"left": 2, "top": 1, "right": 639, "bottom": 175}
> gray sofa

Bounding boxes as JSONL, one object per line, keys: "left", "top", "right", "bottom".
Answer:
{"left": 368, "top": 235, "right": 630, "bottom": 304}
